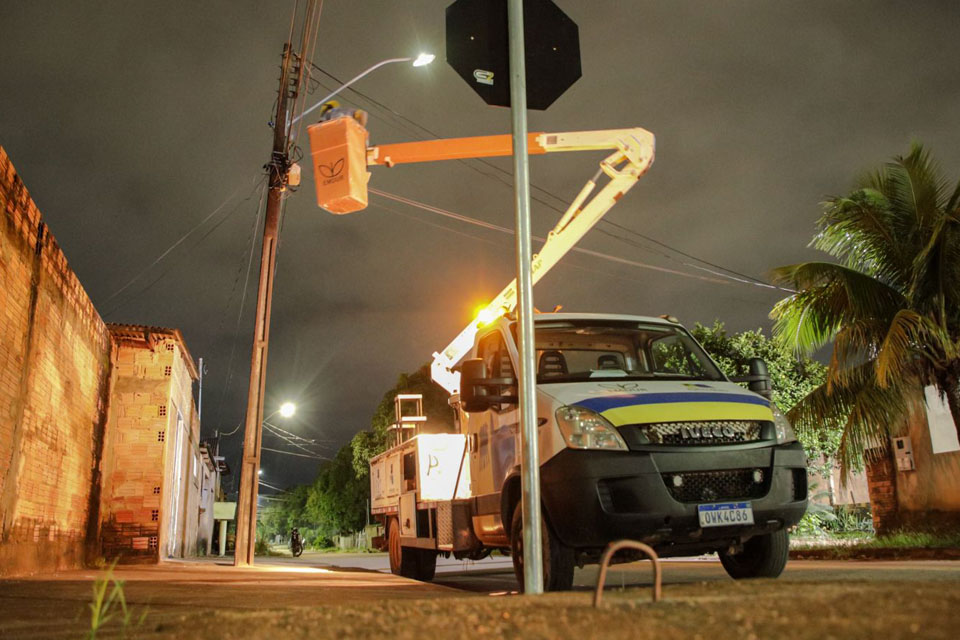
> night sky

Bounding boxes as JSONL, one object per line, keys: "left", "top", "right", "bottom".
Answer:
{"left": 2, "top": 1, "right": 959, "bottom": 489}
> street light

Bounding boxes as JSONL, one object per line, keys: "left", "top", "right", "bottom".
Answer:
{"left": 279, "top": 402, "right": 296, "bottom": 418}
{"left": 291, "top": 52, "right": 435, "bottom": 127}
{"left": 235, "top": 47, "right": 433, "bottom": 568}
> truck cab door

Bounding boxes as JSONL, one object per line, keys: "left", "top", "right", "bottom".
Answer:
{"left": 466, "top": 330, "right": 518, "bottom": 543}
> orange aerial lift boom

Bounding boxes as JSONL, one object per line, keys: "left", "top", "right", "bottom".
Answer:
{"left": 307, "top": 119, "right": 656, "bottom": 394}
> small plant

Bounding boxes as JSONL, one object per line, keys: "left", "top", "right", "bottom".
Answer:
{"left": 87, "top": 560, "right": 147, "bottom": 639}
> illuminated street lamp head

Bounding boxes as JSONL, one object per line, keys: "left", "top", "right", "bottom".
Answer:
{"left": 412, "top": 52, "right": 435, "bottom": 67}
{"left": 279, "top": 402, "right": 296, "bottom": 418}
{"left": 258, "top": 469, "right": 263, "bottom": 476}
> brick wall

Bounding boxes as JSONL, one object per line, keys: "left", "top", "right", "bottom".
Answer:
{"left": 0, "top": 146, "right": 113, "bottom": 576}
{"left": 865, "top": 447, "right": 899, "bottom": 534}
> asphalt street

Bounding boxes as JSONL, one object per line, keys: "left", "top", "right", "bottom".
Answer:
{"left": 285, "top": 550, "right": 960, "bottom": 594}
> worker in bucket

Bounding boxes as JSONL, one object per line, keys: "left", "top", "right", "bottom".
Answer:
{"left": 317, "top": 100, "right": 368, "bottom": 127}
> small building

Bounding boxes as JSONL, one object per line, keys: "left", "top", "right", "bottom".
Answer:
{"left": 99, "top": 324, "right": 211, "bottom": 561}
{"left": 866, "top": 388, "right": 960, "bottom": 534}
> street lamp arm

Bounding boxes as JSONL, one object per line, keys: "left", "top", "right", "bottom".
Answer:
{"left": 293, "top": 57, "right": 413, "bottom": 127}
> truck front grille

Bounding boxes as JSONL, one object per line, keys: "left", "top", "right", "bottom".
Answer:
{"left": 626, "top": 420, "right": 764, "bottom": 446}
{"left": 664, "top": 468, "right": 769, "bottom": 503}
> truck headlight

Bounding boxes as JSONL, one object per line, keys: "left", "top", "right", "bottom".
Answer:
{"left": 555, "top": 406, "right": 628, "bottom": 451}
{"left": 771, "top": 403, "right": 798, "bottom": 444}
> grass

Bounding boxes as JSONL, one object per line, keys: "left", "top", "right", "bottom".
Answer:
{"left": 791, "top": 529, "right": 960, "bottom": 559}
{"left": 87, "top": 561, "right": 147, "bottom": 639}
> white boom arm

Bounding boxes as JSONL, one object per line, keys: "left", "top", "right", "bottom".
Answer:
{"left": 429, "top": 128, "right": 656, "bottom": 394}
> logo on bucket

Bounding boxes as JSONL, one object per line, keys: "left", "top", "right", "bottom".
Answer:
{"left": 318, "top": 157, "right": 345, "bottom": 184}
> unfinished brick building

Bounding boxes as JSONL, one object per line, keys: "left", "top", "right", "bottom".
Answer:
{"left": 0, "top": 145, "right": 214, "bottom": 576}
{"left": 100, "top": 324, "right": 205, "bottom": 561}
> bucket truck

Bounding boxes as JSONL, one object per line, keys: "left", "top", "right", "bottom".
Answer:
{"left": 308, "top": 120, "right": 808, "bottom": 591}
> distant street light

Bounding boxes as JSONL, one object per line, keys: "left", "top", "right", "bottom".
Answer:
{"left": 258, "top": 469, "right": 263, "bottom": 476}
{"left": 291, "top": 53, "right": 435, "bottom": 127}
{"left": 279, "top": 402, "right": 296, "bottom": 418}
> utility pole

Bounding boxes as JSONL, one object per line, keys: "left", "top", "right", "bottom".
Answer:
{"left": 234, "top": 43, "right": 299, "bottom": 567}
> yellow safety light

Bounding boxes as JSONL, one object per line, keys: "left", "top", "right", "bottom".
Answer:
{"left": 307, "top": 116, "right": 370, "bottom": 214}
{"left": 475, "top": 304, "right": 502, "bottom": 327}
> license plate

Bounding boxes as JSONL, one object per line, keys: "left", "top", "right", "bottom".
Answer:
{"left": 698, "top": 502, "right": 754, "bottom": 528}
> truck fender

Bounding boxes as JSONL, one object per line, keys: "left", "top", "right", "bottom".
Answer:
{"left": 500, "top": 468, "right": 522, "bottom": 537}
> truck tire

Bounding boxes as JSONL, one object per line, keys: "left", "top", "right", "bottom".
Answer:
{"left": 387, "top": 516, "right": 420, "bottom": 579}
{"left": 510, "top": 504, "right": 575, "bottom": 592}
{"left": 719, "top": 529, "right": 790, "bottom": 579}
{"left": 416, "top": 549, "right": 437, "bottom": 581}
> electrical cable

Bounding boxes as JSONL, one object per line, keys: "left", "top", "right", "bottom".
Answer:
{"left": 101, "top": 174, "right": 264, "bottom": 307}
{"left": 307, "top": 61, "right": 787, "bottom": 291}
{"left": 368, "top": 199, "right": 715, "bottom": 290}
{"left": 368, "top": 188, "right": 731, "bottom": 286}
{"left": 213, "top": 179, "right": 268, "bottom": 429}
{"left": 262, "top": 447, "right": 327, "bottom": 460}
{"left": 102, "top": 177, "right": 267, "bottom": 317}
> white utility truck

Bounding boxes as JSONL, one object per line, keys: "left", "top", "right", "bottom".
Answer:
{"left": 361, "top": 125, "right": 808, "bottom": 590}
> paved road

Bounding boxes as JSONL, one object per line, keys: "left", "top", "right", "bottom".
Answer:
{"left": 289, "top": 550, "right": 960, "bottom": 594}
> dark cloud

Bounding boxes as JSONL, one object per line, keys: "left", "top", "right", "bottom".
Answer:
{"left": 2, "top": 1, "right": 959, "bottom": 487}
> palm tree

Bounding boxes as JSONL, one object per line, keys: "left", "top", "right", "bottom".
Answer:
{"left": 770, "top": 143, "right": 960, "bottom": 471}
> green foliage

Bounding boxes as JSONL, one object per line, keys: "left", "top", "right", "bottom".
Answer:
{"left": 770, "top": 143, "right": 960, "bottom": 473}
{"left": 257, "top": 364, "right": 453, "bottom": 542}
{"left": 306, "top": 445, "right": 368, "bottom": 535}
{"left": 691, "top": 321, "right": 838, "bottom": 459}
{"left": 87, "top": 561, "right": 147, "bottom": 639}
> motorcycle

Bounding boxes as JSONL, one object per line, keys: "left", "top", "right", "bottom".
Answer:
{"left": 290, "top": 532, "right": 304, "bottom": 557}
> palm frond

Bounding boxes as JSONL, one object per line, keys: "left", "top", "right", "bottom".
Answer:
{"left": 770, "top": 262, "right": 904, "bottom": 353}
{"left": 814, "top": 189, "right": 909, "bottom": 288}
{"left": 787, "top": 363, "right": 920, "bottom": 475}
{"left": 875, "top": 309, "right": 931, "bottom": 387}
{"left": 826, "top": 319, "right": 884, "bottom": 391}
{"left": 879, "top": 143, "right": 949, "bottom": 232}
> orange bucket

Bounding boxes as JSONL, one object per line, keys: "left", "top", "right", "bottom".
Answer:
{"left": 307, "top": 117, "right": 369, "bottom": 214}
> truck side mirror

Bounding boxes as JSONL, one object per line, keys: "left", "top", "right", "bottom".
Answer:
{"left": 731, "top": 357, "right": 773, "bottom": 400}
{"left": 460, "top": 358, "right": 491, "bottom": 412}
{"left": 747, "top": 357, "right": 772, "bottom": 400}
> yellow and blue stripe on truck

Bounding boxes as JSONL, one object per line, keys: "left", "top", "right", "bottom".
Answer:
{"left": 574, "top": 392, "right": 774, "bottom": 425}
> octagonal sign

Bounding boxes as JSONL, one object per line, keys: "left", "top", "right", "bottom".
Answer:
{"left": 446, "top": 0, "right": 581, "bottom": 110}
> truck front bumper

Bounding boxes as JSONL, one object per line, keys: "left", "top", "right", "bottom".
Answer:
{"left": 539, "top": 443, "right": 808, "bottom": 556}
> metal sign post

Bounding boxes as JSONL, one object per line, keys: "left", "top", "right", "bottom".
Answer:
{"left": 507, "top": 0, "right": 544, "bottom": 595}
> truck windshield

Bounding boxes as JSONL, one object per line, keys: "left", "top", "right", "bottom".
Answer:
{"left": 515, "top": 320, "right": 724, "bottom": 384}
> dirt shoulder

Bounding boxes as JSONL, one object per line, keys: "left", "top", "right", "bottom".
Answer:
{"left": 130, "top": 579, "right": 960, "bottom": 640}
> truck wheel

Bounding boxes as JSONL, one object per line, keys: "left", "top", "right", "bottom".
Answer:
{"left": 510, "top": 504, "right": 575, "bottom": 592}
{"left": 719, "top": 529, "right": 790, "bottom": 579}
{"left": 416, "top": 549, "right": 437, "bottom": 581}
{"left": 387, "top": 517, "right": 420, "bottom": 579}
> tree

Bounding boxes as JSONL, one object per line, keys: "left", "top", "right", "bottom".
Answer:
{"left": 260, "top": 484, "right": 310, "bottom": 540}
{"left": 770, "top": 143, "right": 960, "bottom": 472}
{"left": 690, "top": 321, "right": 837, "bottom": 460}
{"left": 350, "top": 363, "right": 454, "bottom": 478}
{"left": 305, "top": 444, "right": 369, "bottom": 536}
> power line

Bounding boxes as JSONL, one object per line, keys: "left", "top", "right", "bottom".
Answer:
{"left": 102, "top": 173, "right": 264, "bottom": 307}
{"left": 368, "top": 187, "right": 731, "bottom": 286}
{"left": 102, "top": 178, "right": 267, "bottom": 318}
{"left": 306, "top": 62, "right": 784, "bottom": 291}
{"left": 262, "top": 446, "right": 327, "bottom": 460}
{"left": 214, "top": 179, "right": 269, "bottom": 427}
